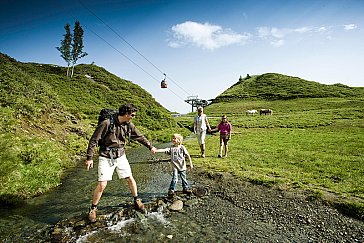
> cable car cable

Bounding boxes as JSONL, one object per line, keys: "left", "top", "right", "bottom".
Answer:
{"left": 76, "top": 0, "right": 192, "bottom": 96}
{"left": 76, "top": 0, "right": 165, "bottom": 76}
{"left": 83, "top": 26, "right": 186, "bottom": 102}
{"left": 84, "top": 25, "right": 159, "bottom": 83}
{"left": 64, "top": 3, "right": 188, "bottom": 103}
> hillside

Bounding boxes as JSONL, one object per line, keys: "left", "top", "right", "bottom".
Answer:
{"left": 0, "top": 52, "right": 183, "bottom": 204}
{"left": 176, "top": 73, "right": 364, "bottom": 218}
{"left": 214, "top": 73, "right": 364, "bottom": 102}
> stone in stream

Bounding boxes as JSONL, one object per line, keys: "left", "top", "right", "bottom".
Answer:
{"left": 50, "top": 186, "right": 206, "bottom": 242}
{"left": 169, "top": 200, "right": 183, "bottom": 211}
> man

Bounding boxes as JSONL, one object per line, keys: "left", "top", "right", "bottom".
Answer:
{"left": 85, "top": 103, "right": 157, "bottom": 222}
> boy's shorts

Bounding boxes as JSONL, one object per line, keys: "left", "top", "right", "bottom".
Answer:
{"left": 98, "top": 154, "right": 132, "bottom": 181}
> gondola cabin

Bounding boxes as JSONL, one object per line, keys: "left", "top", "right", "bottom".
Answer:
{"left": 161, "top": 80, "right": 167, "bottom": 88}
{"left": 161, "top": 73, "right": 167, "bottom": 88}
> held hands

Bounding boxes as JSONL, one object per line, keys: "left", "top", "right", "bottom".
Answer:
{"left": 150, "top": 147, "right": 157, "bottom": 154}
{"left": 86, "top": 160, "right": 93, "bottom": 171}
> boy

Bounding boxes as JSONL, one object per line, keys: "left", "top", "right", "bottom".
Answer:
{"left": 156, "top": 134, "right": 193, "bottom": 195}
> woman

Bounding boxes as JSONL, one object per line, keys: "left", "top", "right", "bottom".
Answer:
{"left": 194, "top": 106, "right": 211, "bottom": 158}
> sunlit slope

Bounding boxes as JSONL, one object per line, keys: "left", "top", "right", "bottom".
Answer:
{"left": 0, "top": 52, "right": 179, "bottom": 203}
{"left": 214, "top": 73, "right": 364, "bottom": 102}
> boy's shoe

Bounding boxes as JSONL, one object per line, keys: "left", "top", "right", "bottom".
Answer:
{"left": 88, "top": 207, "right": 97, "bottom": 223}
{"left": 168, "top": 189, "right": 175, "bottom": 197}
{"left": 134, "top": 198, "right": 145, "bottom": 213}
{"left": 183, "top": 188, "right": 192, "bottom": 195}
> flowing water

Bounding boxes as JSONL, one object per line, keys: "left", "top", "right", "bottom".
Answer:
{"left": 0, "top": 145, "right": 208, "bottom": 242}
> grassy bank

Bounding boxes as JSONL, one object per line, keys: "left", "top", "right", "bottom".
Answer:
{"left": 181, "top": 98, "right": 364, "bottom": 218}
{"left": 0, "top": 53, "right": 182, "bottom": 205}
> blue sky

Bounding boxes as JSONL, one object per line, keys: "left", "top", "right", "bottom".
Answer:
{"left": 1, "top": 0, "right": 363, "bottom": 113}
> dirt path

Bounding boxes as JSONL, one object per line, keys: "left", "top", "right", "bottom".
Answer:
{"left": 182, "top": 169, "right": 364, "bottom": 242}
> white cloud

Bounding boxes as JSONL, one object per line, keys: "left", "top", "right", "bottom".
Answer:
{"left": 294, "top": 27, "right": 312, "bottom": 34}
{"left": 257, "top": 26, "right": 270, "bottom": 38}
{"left": 271, "top": 27, "right": 286, "bottom": 38}
{"left": 316, "top": 26, "right": 327, "bottom": 33}
{"left": 256, "top": 25, "right": 334, "bottom": 47}
{"left": 270, "top": 39, "right": 285, "bottom": 47}
{"left": 344, "top": 24, "right": 358, "bottom": 30}
{"left": 168, "top": 21, "right": 250, "bottom": 50}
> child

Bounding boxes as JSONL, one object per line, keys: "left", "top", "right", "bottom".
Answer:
{"left": 155, "top": 134, "right": 193, "bottom": 195}
{"left": 211, "top": 115, "right": 232, "bottom": 157}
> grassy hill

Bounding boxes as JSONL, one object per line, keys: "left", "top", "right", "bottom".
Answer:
{"left": 177, "top": 74, "right": 364, "bottom": 218}
{"left": 0, "top": 53, "right": 187, "bottom": 204}
{"left": 1, "top": 52, "right": 363, "bottom": 218}
{"left": 214, "top": 73, "right": 364, "bottom": 102}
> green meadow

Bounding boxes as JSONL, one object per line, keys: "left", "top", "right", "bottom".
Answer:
{"left": 1, "top": 53, "right": 363, "bottom": 218}
{"left": 180, "top": 98, "right": 364, "bottom": 217}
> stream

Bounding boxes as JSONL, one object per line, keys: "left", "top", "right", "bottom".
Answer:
{"left": 0, "top": 145, "right": 203, "bottom": 242}
{"left": 2, "top": 144, "right": 363, "bottom": 242}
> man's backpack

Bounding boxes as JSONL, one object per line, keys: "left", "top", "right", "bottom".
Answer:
{"left": 97, "top": 108, "right": 131, "bottom": 145}
{"left": 98, "top": 108, "right": 118, "bottom": 133}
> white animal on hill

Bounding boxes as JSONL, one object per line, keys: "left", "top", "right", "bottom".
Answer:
{"left": 246, "top": 109, "right": 258, "bottom": 115}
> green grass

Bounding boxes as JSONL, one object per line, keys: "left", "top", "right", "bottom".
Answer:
{"left": 181, "top": 98, "right": 364, "bottom": 218}
{"left": 0, "top": 53, "right": 181, "bottom": 204}
{"left": 215, "top": 73, "right": 364, "bottom": 102}
{"left": 1, "top": 51, "right": 364, "bottom": 219}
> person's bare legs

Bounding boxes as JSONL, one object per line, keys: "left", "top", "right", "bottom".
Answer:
{"left": 127, "top": 176, "right": 145, "bottom": 212}
{"left": 126, "top": 176, "right": 138, "bottom": 197}
{"left": 224, "top": 143, "right": 228, "bottom": 157}
{"left": 92, "top": 181, "right": 108, "bottom": 205}
{"left": 219, "top": 145, "right": 223, "bottom": 157}
{"left": 200, "top": 144, "right": 205, "bottom": 157}
{"left": 89, "top": 181, "right": 107, "bottom": 222}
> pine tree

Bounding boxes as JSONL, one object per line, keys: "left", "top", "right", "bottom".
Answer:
{"left": 70, "top": 21, "right": 88, "bottom": 78}
{"left": 56, "top": 23, "right": 72, "bottom": 77}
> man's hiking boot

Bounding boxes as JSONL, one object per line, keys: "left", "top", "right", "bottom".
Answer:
{"left": 88, "top": 207, "right": 97, "bottom": 223}
{"left": 134, "top": 198, "right": 146, "bottom": 213}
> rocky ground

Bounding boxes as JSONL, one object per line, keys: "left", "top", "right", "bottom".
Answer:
{"left": 179, "top": 169, "right": 364, "bottom": 242}
{"left": 50, "top": 169, "right": 363, "bottom": 242}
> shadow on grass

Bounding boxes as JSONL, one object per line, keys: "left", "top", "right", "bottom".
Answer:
{"left": 0, "top": 193, "right": 27, "bottom": 207}
{"left": 333, "top": 201, "right": 364, "bottom": 221}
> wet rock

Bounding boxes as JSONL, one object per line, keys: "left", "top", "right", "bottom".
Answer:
{"left": 48, "top": 169, "right": 364, "bottom": 242}
{"left": 193, "top": 185, "right": 209, "bottom": 197}
{"left": 184, "top": 198, "right": 200, "bottom": 207}
{"left": 169, "top": 200, "right": 183, "bottom": 211}
{"left": 49, "top": 187, "right": 204, "bottom": 241}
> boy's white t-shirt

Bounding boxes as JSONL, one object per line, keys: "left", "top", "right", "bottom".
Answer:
{"left": 165, "top": 145, "right": 188, "bottom": 171}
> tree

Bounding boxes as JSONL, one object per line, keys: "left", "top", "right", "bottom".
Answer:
{"left": 56, "top": 23, "right": 72, "bottom": 77}
{"left": 70, "top": 21, "right": 88, "bottom": 78}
